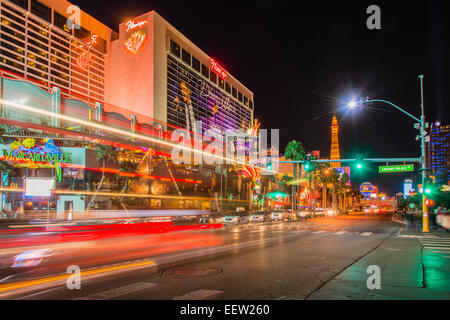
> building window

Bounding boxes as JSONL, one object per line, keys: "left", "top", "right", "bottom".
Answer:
{"left": 53, "top": 11, "right": 71, "bottom": 34}
{"left": 238, "top": 91, "right": 243, "bottom": 102}
{"left": 244, "top": 96, "right": 248, "bottom": 106}
{"left": 232, "top": 87, "right": 237, "bottom": 98}
{"left": 8, "top": 0, "right": 28, "bottom": 10}
{"left": 95, "top": 37, "right": 107, "bottom": 54}
{"left": 170, "top": 40, "right": 180, "bottom": 58}
{"left": 249, "top": 100, "right": 253, "bottom": 109}
{"left": 201, "top": 63, "right": 209, "bottom": 79}
{"left": 74, "top": 26, "right": 90, "bottom": 43}
{"left": 30, "top": 0, "right": 51, "bottom": 23}
{"left": 225, "top": 82, "right": 231, "bottom": 94}
{"left": 192, "top": 57, "right": 200, "bottom": 72}
{"left": 209, "top": 71, "right": 217, "bottom": 84}
{"left": 181, "top": 49, "right": 191, "bottom": 66}
{"left": 218, "top": 78, "right": 224, "bottom": 89}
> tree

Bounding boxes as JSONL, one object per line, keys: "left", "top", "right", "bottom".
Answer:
{"left": 116, "top": 160, "right": 140, "bottom": 209}
{"left": 0, "top": 160, "right": 14, "bottom": 213}
{"left": 315, "top": 164, "right": 332, "bottom": 210}
{"left": 86, "top": 144, "right": 118, "bottom": 210}
{"left": 284, "top": 140, "right": 306, "bottom": 211}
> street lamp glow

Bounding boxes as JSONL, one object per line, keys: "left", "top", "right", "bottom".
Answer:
{"left": 348, "top": 101, "right": 357, "bottom": 109}
{"left": 357, "top": 164, "right": 362, "bottom": 169}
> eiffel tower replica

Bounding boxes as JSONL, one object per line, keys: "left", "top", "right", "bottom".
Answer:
{"left": 330, "top": 114, "right": 341, "bottom": 168}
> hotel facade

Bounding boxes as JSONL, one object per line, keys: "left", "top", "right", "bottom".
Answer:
{"left": 0, "top": 0, "right": 255, "bottom": 134}
{"left": 0, "top": 0, "right": 256, "bottom": 216}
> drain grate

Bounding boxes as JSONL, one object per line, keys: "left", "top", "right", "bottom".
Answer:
{"left": 162, "top": 267, "right": 223, "bottom": 278}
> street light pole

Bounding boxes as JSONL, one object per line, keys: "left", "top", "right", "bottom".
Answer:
{"left": 349, "top": 75, "right": 429, "bottom": 232}
{"left": 419, "top": 75, "right": 429, "bottom": 232}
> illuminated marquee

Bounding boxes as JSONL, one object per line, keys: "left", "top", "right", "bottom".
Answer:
{"left": 210, "top": 58, "right": 228, "bottom": 80}
{"left": 126, "top": 20, "right": 148, "bottom": 32}
{"left": 124, "top": 19, "right": 148, "bottom": 54}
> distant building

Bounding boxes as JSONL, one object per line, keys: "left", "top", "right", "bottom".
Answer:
{"left": 330, "top": 115, "right": 341, "bottom": 168}
{"left": 404, "top": 179, "right": 413, "bottom": 198}
{"left": 429, "top": 122, "right": 450, "bottom": 186}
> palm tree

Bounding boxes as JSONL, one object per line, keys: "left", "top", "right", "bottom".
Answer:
{"left": 117, "top": 160, "right": 140, "bottom": 209}
{"left": 86, "top": 144, "right": 118, "bottom": 210}
{"left": 284, "top": 140, "right": 306, "bottom": 211}
{"left": 0, "top": 160, "right": 13, "bottom": 213}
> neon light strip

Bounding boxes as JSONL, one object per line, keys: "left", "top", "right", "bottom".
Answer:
{"left": 0, "top": 99, "right": 275, "bottom": 173}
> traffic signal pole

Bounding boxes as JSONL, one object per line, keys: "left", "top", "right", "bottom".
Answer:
{"left": 419, "top": 75, "right": 429, "bottom": 232}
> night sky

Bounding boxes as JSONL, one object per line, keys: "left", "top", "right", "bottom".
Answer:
{"left": 74, "top": 0, "right": 450, "bottom": 195}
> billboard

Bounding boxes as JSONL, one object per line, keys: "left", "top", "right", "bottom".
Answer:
{"left": 24, "top": 178, "right": 55, "bottom": 197}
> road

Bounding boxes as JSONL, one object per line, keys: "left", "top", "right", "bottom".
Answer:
{"left": 1, "top": 212, "right": 424, "bottom": 300}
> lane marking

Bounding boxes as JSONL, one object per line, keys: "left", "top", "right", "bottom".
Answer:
{"left": 334, "top": 231, "right": 349, "bottom": 235}
{"left": 423, "top": 246, "right": 450, "bottom": 250}
{"left": 0, "top": 259, "right": 156, "bottom": 294}
{"left": 74, "top": 282, "right": 157, "bottom": 300}
{"left": 173, "top": 289, "right": 223, "bottom": 300}
{"left": 360, "top": 232, "right": 373, "bottom": 236}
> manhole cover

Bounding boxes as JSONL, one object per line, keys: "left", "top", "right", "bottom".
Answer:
{"left": 162, "top": 267, "right": 223, "bottom": 278}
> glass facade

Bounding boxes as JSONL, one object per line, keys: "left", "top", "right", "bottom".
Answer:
{"left": 0, "top": 0, "right": 106, "bottom": 102}
{"left": 167, "top": 53, "right": 253, "bottom": 135}
{"left": 430, "top": 124, "right": 450, "bottom": 186}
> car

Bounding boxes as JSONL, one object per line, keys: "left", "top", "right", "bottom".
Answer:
{"left": 297, "top": 211, "right": 310, "bottom": 218}
{"left": 222, "top": 215, "right": 241, "bottom": 225}
{"left": 250, "top": 213, "right": 265, "bottom": 223}
{"left": 199, "top": 217, "right": 211, "bottom": 224}
{"left": 271, "top": 211, "right": 284, "bottom": 222}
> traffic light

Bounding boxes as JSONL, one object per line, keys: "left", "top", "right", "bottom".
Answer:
{"left": 355, "top": 156, "right": 364, "bottom": 169}
{"left": 304, "top": 154, "right": 313, "bottom": 172}
{"left": 425, "top": 199, "right": 434, "bottom": 207}
{"left": 266, "top": 161, "right": 272, "bottom": 171}
{"left": 424, "top": 177, "right": 433, "bottom": 194}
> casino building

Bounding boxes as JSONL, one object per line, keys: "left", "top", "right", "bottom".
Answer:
{"left": 0, "top": 0, "right": 256, "bottom": 216}
{"left": 106, "top": 11, "right": 254, "bottom": 134}
{"left": 0, "top": 0, "right": 255, "bottom": 134}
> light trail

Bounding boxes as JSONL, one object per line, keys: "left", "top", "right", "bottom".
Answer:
{"left": 0, "top": 187, "right": 250, "bottom": 202}
{"left": 0, "top": 259, "right": 156, "bottom": 294}
{"left": 0, "top": 99, "right": 277, "bottom": 173}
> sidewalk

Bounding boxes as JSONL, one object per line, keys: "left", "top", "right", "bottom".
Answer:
{"left": 308, "top": 226, "right": 450, "bottom": 300}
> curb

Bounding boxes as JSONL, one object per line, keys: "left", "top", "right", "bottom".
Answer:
{"left": 392, "top": 217, "right": 406, "bottom": 225}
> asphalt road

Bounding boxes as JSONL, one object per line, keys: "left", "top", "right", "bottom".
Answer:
{"left": 0, "top": 213, "right": 402, "bottom": 299}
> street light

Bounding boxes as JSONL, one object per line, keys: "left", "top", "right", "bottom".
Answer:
{"left": 348, "top": 75, "right": 429, "bottom": 232}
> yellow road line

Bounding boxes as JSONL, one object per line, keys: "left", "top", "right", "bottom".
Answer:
{"left": 0, "top": 260, "right": 156, "bottom": 293}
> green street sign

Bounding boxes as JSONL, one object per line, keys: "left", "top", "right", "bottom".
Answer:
{"left": 379, "top": 164, "right": 414, "bottom": 173}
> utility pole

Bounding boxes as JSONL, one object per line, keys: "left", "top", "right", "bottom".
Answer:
{"left": 419, "top": 75, "right": 429, "bottom": 232}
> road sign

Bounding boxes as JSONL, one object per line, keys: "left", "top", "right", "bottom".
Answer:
{"left": 379, "top": 164, "right": 414, "bottom": 173}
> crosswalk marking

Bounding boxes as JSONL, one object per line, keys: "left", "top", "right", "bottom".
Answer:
{"left": 334, "top": 231, "right": 349, "bottom": 235}
{"left": 74, "top": 282, "right": 157, "bottom": 300}
{"left": 312, "top": 230, "right": 326, "bottom": 234}
{"left": 360, "top": 232, "right": 373, "bottom": 236}
{"left": 419, "top": 238, "right": 450, "bottom": 254}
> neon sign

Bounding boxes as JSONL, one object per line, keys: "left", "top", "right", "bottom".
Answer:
{"left": 124, "top": 19, "right": 148, "bottom": 55}
{"left": 210, "top": 58, "right": 228, "bottom": 80}
{"left": 88, "top": 34, "right": 98, "bottom": 45}
{"left": 125, "top": 31, "right": 147, "bottom": 54}
{"left": 3, "top": 138, "right": 72, "bottom": 163}
{"left": 126, "top": 20, "right": 148, "bottom": 32}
